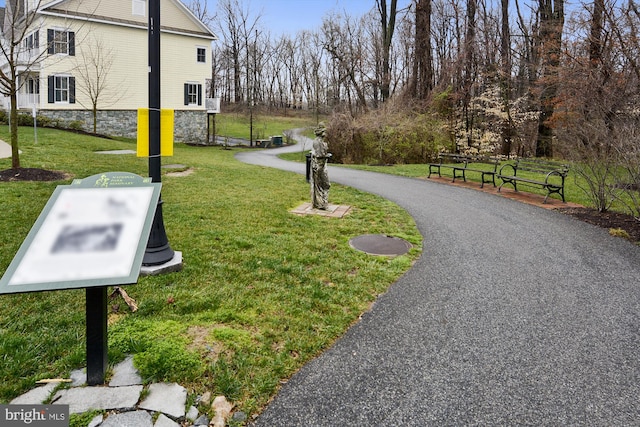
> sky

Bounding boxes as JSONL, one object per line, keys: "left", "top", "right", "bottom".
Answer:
{"left": 0, "top": 1, "right": 413, "bottom": 37}
{"left": 207, "top": 0, "right": 411, "bottom": 37}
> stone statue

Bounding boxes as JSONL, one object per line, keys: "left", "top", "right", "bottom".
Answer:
{"left": 310, "top": 123, "right": 331, "bottom": 209}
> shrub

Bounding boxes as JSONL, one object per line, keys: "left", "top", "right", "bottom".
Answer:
{"left": 326, "top": 103, "right": 447, "bottom": 165}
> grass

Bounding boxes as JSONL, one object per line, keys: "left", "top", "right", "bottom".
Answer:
{"left": 277, "top": 153, "right": 633, "bottom": 211}
{"left": 214, "top": 112, "right": 318, "bottom": 141}
{"left": 0, "top": 125, "right": 421, "bottom": 421}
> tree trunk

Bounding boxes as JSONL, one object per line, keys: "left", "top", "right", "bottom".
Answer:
{"left": 10, "top": 89, "right": 20, "bottom": 169}
{"left": 500, "top": 0, "right": 513, "bottom": 156}
{"left": 378, "top": 0, "right": 398, "bottom": 102}
{"left": 413, "top": 0, "right": 433, "bottom": 99}
{"left": 535, "top": 0, "right": 564, "bottom": 158}
{"left": 463, "top": 0, "right": 477, "bottom": 148}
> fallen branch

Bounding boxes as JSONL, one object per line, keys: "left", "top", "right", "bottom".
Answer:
{"left": 110, "top": 287, "right": 138, "bottom": 312}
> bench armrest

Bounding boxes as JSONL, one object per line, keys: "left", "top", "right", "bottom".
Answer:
{"left": 499, "top": 163, "right": 516, "bottom": 176}
{"left": 544, "top": 169, "right": 567, "bottom": 185}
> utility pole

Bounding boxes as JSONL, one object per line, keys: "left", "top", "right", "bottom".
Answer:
{"left": 143, "top": 0, "right": 174, "bottom": 265}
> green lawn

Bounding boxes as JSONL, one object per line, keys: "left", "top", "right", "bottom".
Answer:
{"left": 279, "top": 151, "right": 633, "bottom": 211}
{"left": 0, "top": 126, "right": 421, "bottom": 422}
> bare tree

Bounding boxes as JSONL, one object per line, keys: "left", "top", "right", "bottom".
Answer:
{"left": 377, "top": 0, "right": 398, "bottom": 102}
{"left": 321, "top": 13, "right": 370, "bottom": 114}
{"left": 73, "top": 35, "right": 124, "bottom": 134}
{"left": 500, "top": 0, "right": 514, "bottom": 155}
{"left": 186, "top": 0, "right": 214, "bottom": 28}
{"left": 536, "top": 0, "right": 564, "bottom": 157}
{"left": 0, "top": 0, "right": 47, "bottom": 168}
{"left": 412, "top": 0, "right": 433, "bottom": 99}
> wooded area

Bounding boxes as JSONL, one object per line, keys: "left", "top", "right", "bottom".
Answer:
{"left": 197, "top": 0, "right": 638, "bottom": 213}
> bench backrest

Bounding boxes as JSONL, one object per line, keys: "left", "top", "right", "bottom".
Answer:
{"left": 515, "top": 158, "right": 569, "bottom": 176}
{"left": 438, "top": 153, "right": 500, "bottom": 166}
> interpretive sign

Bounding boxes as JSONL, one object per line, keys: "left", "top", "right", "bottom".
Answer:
{"left": 0, "top": 172, "right": 161, "bottom": 385}
{"left": 0, "top": 172, "right": 161, "bottom": 294}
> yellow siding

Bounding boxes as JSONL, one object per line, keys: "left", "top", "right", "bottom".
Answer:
{"left": 40, "top": 16, "right": 211, "bottom": 111}
{"left": 47, "top": 0, "right": 210, "bottom": 35}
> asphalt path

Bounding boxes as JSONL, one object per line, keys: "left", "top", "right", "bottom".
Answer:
{"left": 236, "top": 138, "right": 640, "bottom": 426}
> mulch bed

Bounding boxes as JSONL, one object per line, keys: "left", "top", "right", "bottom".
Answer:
{"left": 0, "top": 168, "right": 69, "bottom": 182}
{"left": 558, "top": 207, "right": 640, "bottom": 244}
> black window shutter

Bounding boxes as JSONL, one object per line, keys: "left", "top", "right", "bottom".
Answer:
{"left": 34, "top": 30, "right": 39, "bottom": 48}
{"left": 184, "top": 83, "right": 188, "bottom": 105}
{"left": 69, "top": 77, "right": 76, "bottom": 103}
{"left": 47, "top": 29, "right": 54, "bottom": 54}
{"left": 197, "top": 84, "right": 202, "bottom": 105}
{"left": 47, "top": 75, "right": 54, "bottom": 103}
{"left": 68, "top": 32, "right": 75, "bottom": 56}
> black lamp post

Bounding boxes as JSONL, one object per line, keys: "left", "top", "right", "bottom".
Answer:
{"left": 143, "top": 0, "right": 174, "bottom": 265}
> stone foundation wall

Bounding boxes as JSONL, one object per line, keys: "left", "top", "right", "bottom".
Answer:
{"left": 38, "top": 109, "right": 208, "bottom": 144}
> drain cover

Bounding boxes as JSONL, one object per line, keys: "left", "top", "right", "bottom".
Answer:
{"left": 349, "top": 234, "right": 412, "bottom": 256}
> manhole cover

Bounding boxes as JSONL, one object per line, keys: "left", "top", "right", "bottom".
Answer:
{"left": 349, "top": 234, "right": 412, "bottom": 256}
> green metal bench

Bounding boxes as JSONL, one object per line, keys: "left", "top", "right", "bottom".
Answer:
{"left": 498, "top": 158, "right": 569, "bottom": 203}
{"left": 428, "top": 153, "right": 501, "bottom": 188}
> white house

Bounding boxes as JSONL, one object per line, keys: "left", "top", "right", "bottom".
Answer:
{"left": 0, "top": 0, "right": 216, "bottom": 143}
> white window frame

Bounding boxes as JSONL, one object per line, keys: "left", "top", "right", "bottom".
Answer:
{"left": 196, "top": 47, "right": 207, "bottom": 63}
{"left": 24, "top": 30, "right": 39, "bottom": 51}
{"left": 26, "top": 76, "right": 39, "bottom": 95}
{"left": 186, "top": 83, "right": 199, "bottom": 105}
{"left": 52, "top": 29, "right": 70, "bottom": 55}
{"left": 54, "top": 75, "right": 71, "bottom": 103}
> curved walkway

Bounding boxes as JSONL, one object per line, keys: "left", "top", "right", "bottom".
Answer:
{"left": 236, "top": 139, "right": 640, "bottom": 426}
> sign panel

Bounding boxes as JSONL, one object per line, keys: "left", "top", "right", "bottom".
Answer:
{"left": 0, "top": 173, "right": 161, "bottom": 294}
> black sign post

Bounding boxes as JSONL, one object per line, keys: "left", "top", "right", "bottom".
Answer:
{"left": 86, "top": 286, "right": 108, "bottom": 385}
{"left": 0, "top": 172, "right": 161, "bottom": 385}
{"left": 144, "top": 0, "right": 175, "bottom": 266}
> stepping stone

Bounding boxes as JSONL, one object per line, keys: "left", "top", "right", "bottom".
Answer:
{"left": 100, "top": 410, "right": 152, "bottom": 427}
{"left": 70, "top": 369, "right": 86, "bottom": 386}
{"left": 139, "top": 383, "right": 186, "bottom": 419}
{"left": 52, "top": 385, "right": 143, "bottom": 414}
{"left": 88, "top": 414, "right": 104, "bottom": 427}
{"left": 186, "top": 405, "right": 199, "bottom": 421}
{"left": 154, "top": 414, "right": 181, "bottom": 427}
{"left": 109, "top": 355, "right": 142, "bottom": 386}
{"left": 10, "top": 382, "right": 60, "bottom": 404}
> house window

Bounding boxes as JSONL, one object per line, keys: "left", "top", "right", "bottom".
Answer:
{"left": 197, "top": 47, "right": 206, "bottom": 63}
{"left": 132, "top": 0, "right": 145, "bottom": 16}
{"left": 47, "top": 29, "right": 75, "bottom": 56}
{"left": 23, "top": 30, "right": 39, "bottom": 51}
{"left": 26, "top": 77, "right": 39, "bottom": 95}
{"left": 47, "top": 75, "right": 76, "bottom": 104}
{"left": 184, "top": 83, "right": 202, "bottom": 106}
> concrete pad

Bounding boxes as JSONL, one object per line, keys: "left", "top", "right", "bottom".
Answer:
{"left": 139, "top": 383, "right": 187, "bottom": 419}
{"left": 140, "top": 251, "right": 183, "bottom": 276}
{"left": 154, "top": 414, "right": 181, "bottom": 427}
{"left": 52, "top": 384, "right": 143, "bottom": 414}
{"left": 100, "top": 411, "right": 153, "bottom": 427}
{"left": 10, "top": 382, "right": 60, "bottom": 404}
{"left": 95, "top": 149, "right": 136, "bottom": 155}
{"left": 109, "top": 355, "right": 142, "bottom": 387}
{"left": 290, "top": 202, "right": 351, "bottom": 218}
